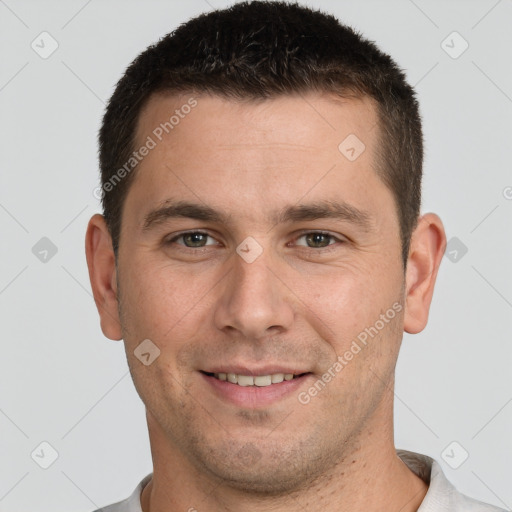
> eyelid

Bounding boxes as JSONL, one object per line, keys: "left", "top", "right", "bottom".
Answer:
{"left": 166, "top": 230, "right": 218, "bottom": 246}
{"left": 164, "top": 229, "right": 346, "bottom": 249}
{"left": 292, "top": 229, "right": 346, "bottom": 246}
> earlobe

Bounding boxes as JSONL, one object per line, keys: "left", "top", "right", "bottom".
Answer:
{"left": 85, "top": 214, "right": 123, "bottom": 341}
{"left": 403, "top": 213, "right": 447, "bottom": 334}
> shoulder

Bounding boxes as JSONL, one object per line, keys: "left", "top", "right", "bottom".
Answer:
{"left": 89, "top": 473, "right": 152, "bottom": 512}
{"left": 397, "top": 450, "right": 506, "bottom": 512}
{"left": 426, "top": 460, "right": 506, "bottom": 512}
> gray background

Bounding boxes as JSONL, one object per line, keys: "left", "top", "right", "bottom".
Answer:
{"left": 1, "top": 0, "right": 511, "bottom": 510}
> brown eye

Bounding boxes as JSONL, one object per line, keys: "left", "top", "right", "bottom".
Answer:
{"left": 306, "top": 233, "right": 332, "bottom": 248}
{"left": 183, "top": 233, "right": 208, "bottom": 247}
{"left": 168, "top": 231, "right": 215, "bottom": 248}
{"left": 295, "top": 232, "right": 338, "bottom": 248}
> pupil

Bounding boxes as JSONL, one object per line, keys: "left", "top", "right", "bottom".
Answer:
{"left": 307, "top": 233, "right": 329, "bottom": 247}
{"left": 186, "top": 233, "right": 206, "bottom": 247}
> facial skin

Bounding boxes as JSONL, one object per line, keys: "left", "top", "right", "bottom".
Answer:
{"left": 86, "top": 92, "right": 446, "bottom": 512}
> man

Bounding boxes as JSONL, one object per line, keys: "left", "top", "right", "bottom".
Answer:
{"left": 85, "top": 1, "right": 504, "bottom": 511}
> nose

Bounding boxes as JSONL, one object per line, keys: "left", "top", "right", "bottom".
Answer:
{"left": 213, "top": 245, "right": 295, "bottom": 340}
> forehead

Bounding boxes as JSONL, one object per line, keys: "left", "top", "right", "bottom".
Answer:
{"left": 136, "top": 90, "right": 378, "bottom": 150}
{"left": 125, "top": 91, "right": 391, "bottom": 229}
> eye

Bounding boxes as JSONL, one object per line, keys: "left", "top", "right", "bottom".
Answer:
{"left": 167, "top": 231, "right": 217, "bottom": 248}
{"left": 294, "top": 231, "right": 342, "bottom": 249}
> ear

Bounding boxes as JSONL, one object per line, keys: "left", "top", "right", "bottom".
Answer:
{"left": 85, "top": 214, "right": 123, "bottom": 340}
{"left": 403, "top": 213, "right": 447, "bottom": 334}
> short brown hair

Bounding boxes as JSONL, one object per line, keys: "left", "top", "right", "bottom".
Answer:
{"left": 99, "top": 0, "right": 422, "bottom": 267}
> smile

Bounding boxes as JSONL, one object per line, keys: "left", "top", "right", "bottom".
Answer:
{"left": 209, "top": 372, "right": 298, "bottom": 386}
{"left": 200, "top": 370, "right": 311, "bottom": 407}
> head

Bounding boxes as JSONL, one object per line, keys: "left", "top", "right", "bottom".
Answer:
{"left": 86, "top": 0, "right": 445, "bottom": 497}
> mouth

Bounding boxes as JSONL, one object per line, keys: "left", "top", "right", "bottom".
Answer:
{"left": 200, "top": 369, "right": 311, "bottom": 407}
{"left": 202, "top": 371, "right": 306, "bottom": 387}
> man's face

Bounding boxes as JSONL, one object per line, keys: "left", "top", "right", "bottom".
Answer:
{"left": 115, "top": 93, "right": 406, "bottom": 492}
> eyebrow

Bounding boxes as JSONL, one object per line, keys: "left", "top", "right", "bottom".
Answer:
{"left": 274, "top": 201, "right": 372, "bottom": 230}
{"left": 142, "top": 199, "right": 374, "bottom": 232}
{"left": 142, "top": 200, "right": 228, "bottom": 231}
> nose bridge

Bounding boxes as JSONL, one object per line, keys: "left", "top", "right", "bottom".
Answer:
{"left": 214, "top": 242, "right": 294, "bottom": 339}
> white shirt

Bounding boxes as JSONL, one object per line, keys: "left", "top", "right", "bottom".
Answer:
{"left": 92, "top": 450, "right": 506, "bottom": 512}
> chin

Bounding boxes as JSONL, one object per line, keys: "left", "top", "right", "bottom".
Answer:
{"left": 188, "top": 437, "right": 331, "bottom": 496}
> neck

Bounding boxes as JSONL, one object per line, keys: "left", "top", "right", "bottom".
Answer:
{"left": 140, "top": 402, "right": 428, "bottom": 512}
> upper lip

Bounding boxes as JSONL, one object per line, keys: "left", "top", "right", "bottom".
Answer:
{"left": 202, "top": 366, "right": 309, "bottom": 376}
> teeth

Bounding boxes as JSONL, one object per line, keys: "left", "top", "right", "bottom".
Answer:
{"left": 254, "top": 375, "right": 272, "bottom": 386}
{"left": 213, "top": 372, "right": 299, "bottom": 386}
{"left": 238, "top": 375, "right": 254, "bottom": 386}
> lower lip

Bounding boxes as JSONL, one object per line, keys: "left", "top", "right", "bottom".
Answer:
{"left": 201, "top": 372, "right": 310, "bottom": 408}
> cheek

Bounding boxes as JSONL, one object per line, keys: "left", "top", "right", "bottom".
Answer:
{"left": 119, "top": 259, "right": 220, "bottom": 352}
{"left": 302, "top": 261, "right": 401, "bottom": 322}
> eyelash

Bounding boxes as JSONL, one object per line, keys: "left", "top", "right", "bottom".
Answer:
{"left": 164, "top": 230, "right": 345, "bottom": 253}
